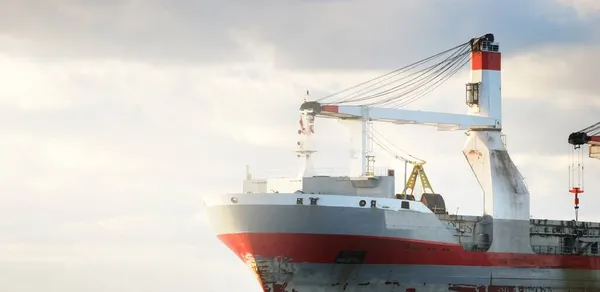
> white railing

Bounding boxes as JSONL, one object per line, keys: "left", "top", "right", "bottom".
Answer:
{"left": 253, "top": 167, "right": 395, "bottom": 180}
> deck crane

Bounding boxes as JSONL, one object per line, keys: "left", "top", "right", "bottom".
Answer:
{"left": 297, "top": 33, "right": 533, "bottom": 253}
{"left": 298, "top": 34, "right": 500, "bottom": 177}
{"left": 567, "top": 122, "right": 600, "bottom": 221}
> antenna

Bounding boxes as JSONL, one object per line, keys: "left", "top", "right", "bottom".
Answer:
{"left": 245, "top": 165, "right": 252, "bottom": 180}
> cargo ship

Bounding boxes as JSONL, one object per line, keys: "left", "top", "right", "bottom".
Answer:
{"left": 202, "top": 34, "right": 600, "bottom": 292}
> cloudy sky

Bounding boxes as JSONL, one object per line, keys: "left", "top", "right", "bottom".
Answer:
{"left": 2, "top": 0, "right": 600, "bottom": 291}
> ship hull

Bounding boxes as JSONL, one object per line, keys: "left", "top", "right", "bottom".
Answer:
{"left": 219, "top": 232, "right": 600, "bottom": 292}
{"left": 204, "top": 193, "right": 600, "bottom": 291}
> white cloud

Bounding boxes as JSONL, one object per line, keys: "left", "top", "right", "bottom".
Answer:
{"left": 503, "top": 44, "right": 600, "bottom": 109}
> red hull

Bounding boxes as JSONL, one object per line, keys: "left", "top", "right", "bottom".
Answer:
{"left": 219, "top": 232, "right": 600, "bottom": 269}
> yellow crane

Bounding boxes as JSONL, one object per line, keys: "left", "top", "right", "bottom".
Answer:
{"left": 394, "top": 161, "right": 445, "bottom": 214}
{"left": 397, "top": 161, "right": 434, "bottom": 199}
{"left": 362, "top": 126, "right": 448, "bottom": 214}
{"left": 396, "top": 161, "right": 446, "bottom": 214}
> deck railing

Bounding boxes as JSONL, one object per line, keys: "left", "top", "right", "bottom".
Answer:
{"left": 461, "top": 243, "right": 600, "bottom": 256}
{"left": 531, "top": 244, "right": 599, "bottom": 256}
{"left": 257, "top": 167, "right": 394, "bottom": 179}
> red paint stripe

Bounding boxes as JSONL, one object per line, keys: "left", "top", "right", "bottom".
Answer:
{"left": 471, "top": 51, "right": 501, "bottom": 71}
{"left": 218, "top": 233, "right": 600, "bottom": 270}
{"left": 590, "top": 136, "right": 600, "bottom": 142}
{"left": 321, "top": 105, "right": 339, "bottom": 113}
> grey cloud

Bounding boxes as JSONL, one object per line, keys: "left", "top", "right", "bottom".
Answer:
{"left": 0, "top": 0, "right": 596, "bottom": 70}
{"left": 555, "top": 0, "right": 600, "bottom": 17}
{"left": 262, "top": 0, "right": 596, "bottom": 70}
{"left": 0, "top": 0, "right": 250, "bottom": 65}
{"left": 503, "top": 44, "right": 600, "bottom": 103}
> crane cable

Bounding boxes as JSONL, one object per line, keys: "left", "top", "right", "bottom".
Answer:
{"left": 368, "top": 127, "right": 424, "bottom": 164}
{"left": 386, "top": 49, "right": 471, "bottom": 108}
{"left": 326, "top": 45, "right": 469, "bottom": 106}
{"left": 581, "top": 122, "right": 600, "bottom": 136}
{"left": 374, "top": 47, "right": 471, "bottom": 108}
{"left": 332, "top": 46, "right": 470, "bottom": 106}
{"left": 341, "top": 46, "right": 470, "bottom": 107}
{"left": 315, "top": 38, "right": 475, "bottom": 108}
{"left": 315, "top": 41, "right": 470, "bottom": 104}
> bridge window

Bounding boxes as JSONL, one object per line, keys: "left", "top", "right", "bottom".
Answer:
{"left": 401, "top": 201, "right": 410, "bottom": 209}
{"left": 466, "top": 82, "right": 481, "bottom": 106}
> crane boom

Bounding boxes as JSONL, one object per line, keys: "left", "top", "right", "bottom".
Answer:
{"left": 315, "top": 104, "right": 499, "bottom": 131}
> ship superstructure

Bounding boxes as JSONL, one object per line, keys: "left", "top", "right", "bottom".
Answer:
{"left": 203, "top": 34, "right": 600, "bottom": 292}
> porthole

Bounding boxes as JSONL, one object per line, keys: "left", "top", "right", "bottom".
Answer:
{"left": 359, "top": 200, "right": 366, "bottom": 207}
{"left": 230, "top": 197, "right": 238, "bottom": 204}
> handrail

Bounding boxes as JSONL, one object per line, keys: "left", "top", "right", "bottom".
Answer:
{"left": 255, "top": 167, "right": 394, "bottom": 179}
{"left": 460, "top": 243, "right": 600, "bottom": 256}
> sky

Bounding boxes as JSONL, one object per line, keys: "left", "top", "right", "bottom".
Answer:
{"left": 2, "top": 0, "right": 600, "bottom": 291}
